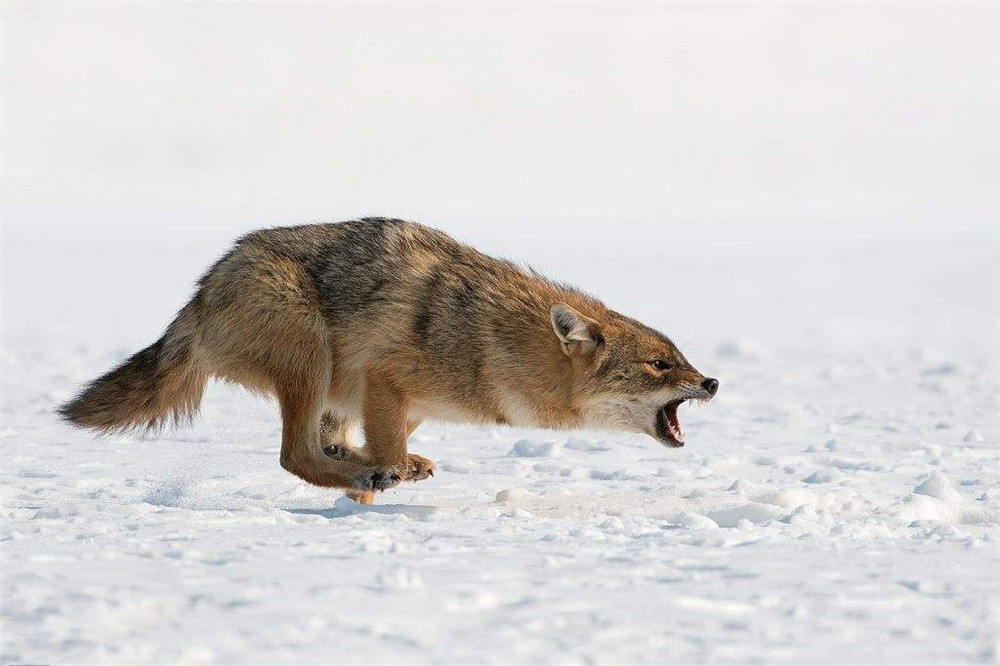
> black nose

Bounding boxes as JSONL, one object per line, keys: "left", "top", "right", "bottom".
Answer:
{"left": 701, "top": 377, "right": 719, "bottom": 396}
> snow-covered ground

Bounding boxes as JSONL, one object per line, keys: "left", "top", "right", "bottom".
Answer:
{"left": 2, "top": 228, "right": 998, "bottom": 665}
{"left": 2, "top": 3, "right": 998, "bottom": 665}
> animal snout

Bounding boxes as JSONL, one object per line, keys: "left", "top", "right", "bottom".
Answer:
{"left": 701, "top": 377, "right": 719, "bottom": 396}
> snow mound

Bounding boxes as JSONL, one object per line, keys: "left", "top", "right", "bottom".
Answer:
{"left": 802, "top": 468, "right": 843, "bottom": 484}
{"left": 563, "top": 437, "right": 612, "bottom": 452}
{"left": 670, "top": 511, "right": 719, "bottom": 530}
{"left": 706, "top": 503, "right": 783, "bottom": 528}
{"left": 507, "top": 439, "right": 559, "bottom": 457}
{"left": 898, "top": 495, "right": 999, "bottom": 526}
{"left": 913, "top": 471, "right": 963, "bottom": 502}
{"left": 495, "top": 487, "right": 536, "bottom": 504}
{"left": 16, "top": 469, "right": 57, "bottom": 479}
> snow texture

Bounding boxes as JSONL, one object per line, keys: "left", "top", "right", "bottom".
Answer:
{"left": 3, "top": 315, "right": 997, "bottom": 665}
{"left": 2, "top": 4, "right": 998, "bottom": 665}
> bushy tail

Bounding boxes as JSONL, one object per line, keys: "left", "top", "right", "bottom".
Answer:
{"left": 58, "top": 300, "right": 208, "bottom": 434}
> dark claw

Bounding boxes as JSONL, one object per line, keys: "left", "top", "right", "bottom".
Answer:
{"left": 427, "top": 469, "right": 434, "bottom": 477}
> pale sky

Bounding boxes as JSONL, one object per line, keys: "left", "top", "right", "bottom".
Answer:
{"left": 3, "top": 2, "right": 997, "bottom": 239}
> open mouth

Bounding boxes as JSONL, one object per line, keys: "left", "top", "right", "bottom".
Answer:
{"left": 655, "top": 399, "right": 687, "bottom": 447}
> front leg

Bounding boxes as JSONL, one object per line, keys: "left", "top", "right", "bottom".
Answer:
{"left": 336, "top": 372, "right": 409, "bottom": 506}
{"left": 400, "top": 419, "right": 435, "bottom": 479}
{"left": 332, "top": 383, "right": 433, "bottom": 505}
{"left": 326, "top": 419, "right": 435, "bottom": 486}
{"left": 361, "top": 369, "right": 411, "bottom": 468}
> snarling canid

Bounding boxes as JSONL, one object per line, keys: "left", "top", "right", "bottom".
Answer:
{"left": 60, "top": 219, "right": 719, "bottom": 503}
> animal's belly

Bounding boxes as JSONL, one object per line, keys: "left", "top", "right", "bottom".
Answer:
{"left": 408, "top": 399, "right": 494, "bottom": 426}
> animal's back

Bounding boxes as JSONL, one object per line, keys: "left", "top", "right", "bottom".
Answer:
{"left": 232, "top": 218, "right": 492, "bottom": 315}
{"left": 233, "top": 217, "right": 567, "bottom": 343}
{"left": 230, "top": 218, "right": 586, "bottom": 421}
{"left": 60, "top": 217, "right": 597, "bottom": 433}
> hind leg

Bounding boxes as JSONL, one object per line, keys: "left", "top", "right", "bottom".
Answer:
{"left": 279, "top": 388, "right": 405, "bottom": 492}
{"left": 193, "top": 247, "right": 403, "bottom": 493}
{"left": 326, "top": 412, "right": 433, "bottom": 503}
{"left": 319, "top": 412, "right": 363, "bottom": 460}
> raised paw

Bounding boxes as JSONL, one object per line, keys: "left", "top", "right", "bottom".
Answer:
{"left": 405, "top": 453, "right": 436, "bottom": 482}
{"left": 354, "top": 467, "right": 403, "bottom": 492}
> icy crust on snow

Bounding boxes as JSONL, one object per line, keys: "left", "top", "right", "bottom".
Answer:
{"left": 1, "top": 338, "right": 999, "bottom": 666}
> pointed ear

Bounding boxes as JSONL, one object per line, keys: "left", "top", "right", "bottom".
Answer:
{"left": 550, "top": 303, "right": 603, "bottom": 356}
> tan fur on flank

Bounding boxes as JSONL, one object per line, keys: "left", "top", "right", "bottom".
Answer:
{"left": 60, "top": 219, "right": 718, "bottom": 499}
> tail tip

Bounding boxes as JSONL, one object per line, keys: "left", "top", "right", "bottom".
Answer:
{"left": 56, "top": 397, "right": 86, "bottom": 428}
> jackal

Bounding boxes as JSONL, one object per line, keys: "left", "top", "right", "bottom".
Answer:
{"left": 60, "top": 219, "right": 718, "bottom": 503}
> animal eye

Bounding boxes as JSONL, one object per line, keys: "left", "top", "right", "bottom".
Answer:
{"left": 648, "top": 360, "right": 671, "bottom": 371}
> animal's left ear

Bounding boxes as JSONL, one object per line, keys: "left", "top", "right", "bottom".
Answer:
{"left": 550, "top": 303, "right": 603, "bottom": 357}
